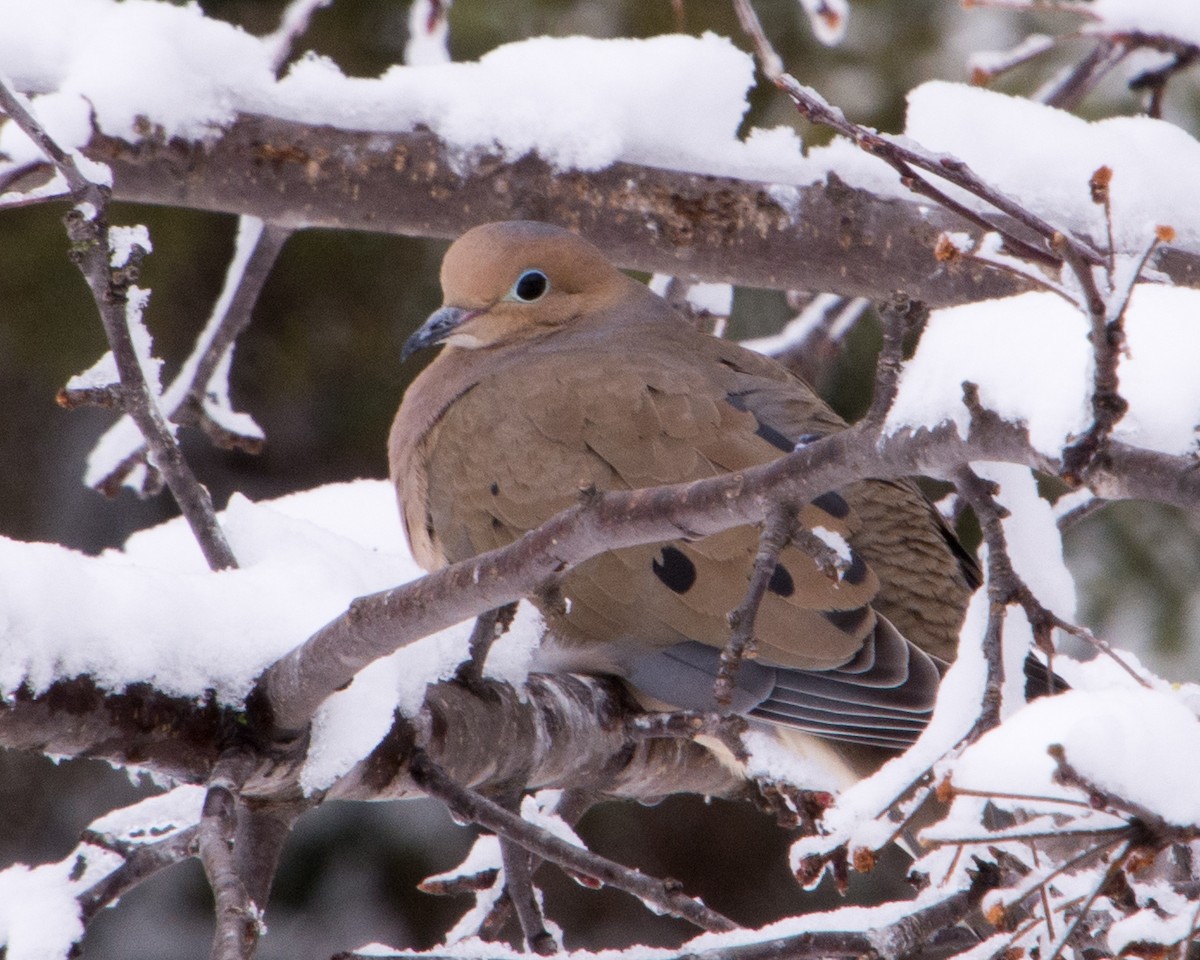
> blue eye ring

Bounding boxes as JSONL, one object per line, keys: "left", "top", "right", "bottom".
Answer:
{"left": 512, "top": 269, "right": 549, "bottom": 302}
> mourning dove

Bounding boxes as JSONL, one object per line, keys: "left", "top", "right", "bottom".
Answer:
{"left": 389, "top": 221, "right": 981, "bottom": 783}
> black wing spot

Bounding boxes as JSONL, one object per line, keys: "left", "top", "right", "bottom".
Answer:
{"left": 652, "top": 546, "right": 697, "bottom": 594}
{"left": 492, "top": 517, "right": 503, "bottom": 530}
{"left": 724, "top": 392, "right": 794, "bottom": 453}
{"left": 753, "top": 420, "right": 795, "bottom": 453}
{"left": 811, "top": 491, "right": 850, "bottom": 519}
{"left": 843, "top": 550, "right": 869, "bottom": 586}
{"left": 490, "top": 482, "right": 500, "bottom": 496}
{"left": 823, "top": 605, "right": 872, "bottom": 636}
{"left": 768, "top": 563, "right": 795, "bottom": 597}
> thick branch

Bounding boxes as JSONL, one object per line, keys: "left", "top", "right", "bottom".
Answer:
{"left": 327, "top": 675, "right": 745, "bottom": 803}
{"left": 77, "top": 118, "right": 1200, "bottom": 305}
{"left": 0, "top": 673, "right": 744, "bottom": 804}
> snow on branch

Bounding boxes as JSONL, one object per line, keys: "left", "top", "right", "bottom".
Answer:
{"left": 0, "top": 4, "right": 1196, "bottom": 304}
{"left": 0, "top": 76, "right": 238, "bottom": 571}
{"left": 4, "top": 2, "right": 1200, "bottom": 959}
{"left": 966, "top": 0, "right": 1200, "bottom": 116}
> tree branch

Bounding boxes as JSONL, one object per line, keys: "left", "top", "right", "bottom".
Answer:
{"left": 198, "top": 750, "right": 263, "bottom": 960}
{"left": 72, "top": 118, "right": 1200, "bottom": 306}
{"left": 0, "top": 76, "right": 239, "bottom": 571}
{"left": 407, "top": 747, "right": 738, "bottom": 934}
{"left": 78, "top": 825, "right": 200, "bottom": 925}
{"left": 258, "top": 406, "right": 1200, "bottom": 740}
{"left": 341, "top": 868, "right": 997, "bottom": 960}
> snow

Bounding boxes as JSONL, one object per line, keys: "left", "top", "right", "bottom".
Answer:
{"left": 267, "top": 33, "right": 802, "bottom": 179}
{"left": 887, "top": 291, "right": 1090, "bottom": 455}
{"left": 405, "top": 0, "right": 451, "bottom": 66}
{"left": 520, "top": 792, "right": 585, "bottom": 848}
{"left": 0, "top": 786, "right": 203, "bottom": 960}
{"left": 648, "top": 277, "right": 733, "bottom": 318}
{"left": 904, "top": 81, "right": 1200, "bottom": 252}
{"left": 422, "top": 834, "right": 501, "bottom": 889}
{"left": 0, "top": 4, "right": 813, "bottom": 185}
{"left": 0, "top": 89, "right": 92, "bottom": 171}
{"left": 85, "top": 215, "right": 266, "bottom": 492}
{"left": 951, "top": 686, "right": 1200, "bottom": 826}
{"left": 0, "top": 477, "right": 546, "bottom": 795}
{"left": 66, "top": 286, "right": 165, "bottom": 426}
{"left": 1109, "top": 896, "right": 1200, "bottom": 956}
{"left": 810, "top": 526, "right": 852, "bottom": 566}
{"left": 1080, "top": 0, "right": 1200, "bottom": 47}
{"left": 64, "top": 351, "right": 118, "bottom": 392}
{"left": 0, "top": 860, "right": 91, "bottom": 960}
{"left": 0, "top": 481, "right": 541, "bottom": 717}
{"left": 791, "top": 587, "right": 994, "bottom": 866}
{"left": 108, "top": 224, "right": 151, "bottom": 268}
{"left": 89, "top": 784, "right": 205, "bottom": 838}
{"left": 4, "top": 0, "right": 1199, "bottom": 262}
{"left": 682, "top": 282, "right": 733, "bottom": 317}
{"left": 741, "top": 295, "right": 869, "bottom": 357}
{"left": 301, "top": 598, "right": 542, "bottom": 792}
{"left": 975, "top": 462, "right": 1076, "bottom": 620}
{"left": 743, "top": 727, "right": 860, "bottom": 793}
{"left": 886, "top": 286, "right": 1200, "bottom": 459}
{"left": 3, "top": 0, "right": 1200, "bottom": 948}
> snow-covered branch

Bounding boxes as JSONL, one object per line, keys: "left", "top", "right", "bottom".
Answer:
{"left": 3, "top": 2, "right": 1200, "bottom": 958}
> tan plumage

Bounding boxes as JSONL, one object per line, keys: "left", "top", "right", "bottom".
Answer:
{"left": 390, "top": 221, "right": 978, "bottom": 778}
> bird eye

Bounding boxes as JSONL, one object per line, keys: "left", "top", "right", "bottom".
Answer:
{"left": 512, "top": 269, "right": 549, "bottom": 302}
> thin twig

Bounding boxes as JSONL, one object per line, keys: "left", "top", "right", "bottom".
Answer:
{"left": 948, "top": 787, "right": 1095, "bottom": 809}
{"left": 731, "top": 0, "right": 783, "bottom": 80}
{"left": 783, "top": 77, "right": 1097, "bottom": 268}
{"left": 1057, "top": 224, "right": 1133, "bottom": 486}
{"left": 455, "top": 603, "right": 517, "bottom": 686}
{"left": 1044, "top": 840, "right": 1134, "bottom": 960}
{"left": 448, "top": 790, "right": 599, "bottom": 944}
{"left": 78, "top": 825, "right": 200, "bottom": 923}
{"left": 407, "top": 747, "right": 739, "bottom": 933}
{"left": 499, "top": 836, "right": 557, "bottom": 955}
{"left": 864, "top": 293, "right": 923, "bottom": 428}
{"left": 0, "top": 81, "right": 92, "bottom": 193}
{"left": 952, "top": 465, "right": 1009, "bottom": 736}
{"left": 340, "top": 873, "right": 997, "bottom": 960}
{"left": 0, "top": 76, "right": 238, "bottom": 571}
{"left": 1041, "top": 38, "right": 1127, "bottom": 110}
{"left": 262, "top": 0, "right": 332, "bottom": 72}
{"left": 761, "top": 293, "right": 868, "bottom": 389}
{"left": 73, "top": 218, "right": 291, "bottom": 492}
{"left": 925, "top": 825, "right": 1130, "bottom": 846}
{"left": 716, "top": 505, "right": 795, "bottom": 706}
{"left": 731, "top": 5, "right": 1107, "bottom": 272}
{"left": 174, "top": 219, "right": 291, "bottom": 449}
{"left": 956, "top": 391, "right": 1146, "bottom": 687}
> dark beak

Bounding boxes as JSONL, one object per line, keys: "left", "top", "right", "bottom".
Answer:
{"left": 400, "top": 306, "right": 474, "bottom": 362}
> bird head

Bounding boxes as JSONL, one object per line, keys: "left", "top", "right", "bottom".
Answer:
{"left": 401, "top": 221, "right": 638, "bottom": 361}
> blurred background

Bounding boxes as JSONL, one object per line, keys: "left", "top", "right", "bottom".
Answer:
{"left": 2, "top": 1, "right": 1198, "bottom": 957}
